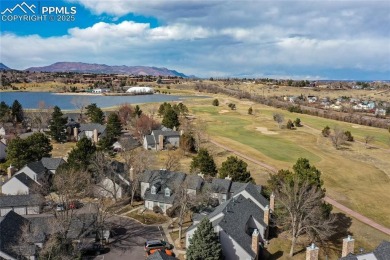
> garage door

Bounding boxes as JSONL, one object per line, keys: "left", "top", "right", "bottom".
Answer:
{"left": 0, "top": 208, "right": 12, "bottom": 216}
{"left": 13, "top": 207, "right": 27, "bottom": 215}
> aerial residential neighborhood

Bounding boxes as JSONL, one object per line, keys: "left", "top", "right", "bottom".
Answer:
{"left": 1, "top": 0, "right": 390, "bottom": 260}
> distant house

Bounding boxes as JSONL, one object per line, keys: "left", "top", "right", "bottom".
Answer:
{"left": 143, "top": 129, "right": 181, "bottom": 151}
{"left": 40, "top": 157, "right": 65, "bottom": 174}
{"left": 0, "top": 194, "right": 43, "bottom": 216}
{"left": 76, "top": 123, "right": 106, "bottom": 143}
{"left": 112, "top": 135, "right": 140, "bottom": 152}
{"left": 92, "top": 88, "right": 110, "bottom": 93}
{"left": 374, "top": 108, "right": 386, "bottom": 116}
{"left": 94, "top": 161, "right": 130, "bottom": 200}
{"left": 186, "top": 187, "right": 270, "bottom": 260}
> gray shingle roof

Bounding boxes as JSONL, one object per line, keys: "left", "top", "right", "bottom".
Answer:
{"left": 188, "top": 195, "right": 267, "bottom": 258}
{"left": 141, "top": 170, "right": 186, "bottom": 204}
{"left": 232, "top": 183, "right": 268, "bottom": 208}
{"left": 41, "top": 157, "right": 65, "bottom": 170}
{"left": 0, "top": 211, "right": 34, "bottom": 258}
{"left": 25, "top": 161, "right": 46, "bottom": 175}
{"left": 210, "top": 178, "right": 232, "bottom": 194}
{"left": 14, "top": 172, "right": 38, "bottom": 189}
{"left": 152, "top": 130, "right": 180, "bottom": 138}
{"left": 79, "top": 123, "right": 106, "bottom": 133}
{"left": 0, "top": 194, "right": 43, "bottom": 208}
{"left": 185, "top": 175, "right": 203, "bottom": 190}
{"left": 339, "top": 240, "right": 390, "bottom": 260}
{"left": 145, "top": 135, "right": 156, "bottom": 146}
{"left": 146, "top": 250, "right": 177, "bottom": 260}
{"left": 114, "top": 136, "right": 140, "bottom": 151}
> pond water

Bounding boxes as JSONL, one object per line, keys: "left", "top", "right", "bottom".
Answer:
{"left": 0, "top": 92, "right": 205, "bottom": 110}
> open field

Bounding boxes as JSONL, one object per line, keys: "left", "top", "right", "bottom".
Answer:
{"left": 174, "top": 93, "right": 390, "bottom": 231}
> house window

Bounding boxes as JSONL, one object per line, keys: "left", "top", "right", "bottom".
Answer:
{"left": 165, "top": 188, "right": 171, "bottom": 197}
{"left": 151, "top": 186, "right": 157, "bottom": 194}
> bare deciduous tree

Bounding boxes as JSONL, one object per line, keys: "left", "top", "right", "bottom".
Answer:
{"left": 71, "top": 97, "right": 90, "bottom": 122}
{"left": 330, "top": 127, "right": 347, "bottom": 149}
{"left": 273, "top": 113, "right": 284, "bottom": 128}
{"left": 274, "top": 178, "right": 336, "bottom": 257}
{"left": 30, "top": 101, "right": 53, "bottom": 131}
{"left": 193, "top": 118, "right": 207, "bottom": 150}
{"left": 164, "top": 149, "right": 182, "bottom": 171}
{"left": 364, "top": 135, "right": 375, "bottom": 148}
{"left": 124, "top": 149, "right": 155, "bottom": 206}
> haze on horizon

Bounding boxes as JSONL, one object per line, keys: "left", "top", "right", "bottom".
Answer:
{"left": 0, "top": 0, "right": 389, "bottom": 80}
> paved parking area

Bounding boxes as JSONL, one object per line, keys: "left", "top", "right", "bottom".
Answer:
{"left": 94, "top": 216, "right": 166, "bottom": 260}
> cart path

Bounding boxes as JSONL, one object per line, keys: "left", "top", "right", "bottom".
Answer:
{"left": 209, "top": 138, "right": 390, "bottom": 236}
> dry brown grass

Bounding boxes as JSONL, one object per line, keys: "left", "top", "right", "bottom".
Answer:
{"left": 51, "top": 141, "right": 76, "bottom": 158}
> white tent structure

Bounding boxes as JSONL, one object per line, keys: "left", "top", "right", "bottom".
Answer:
{"left": 126, "top": 86, "right": 154, "bottom": 94}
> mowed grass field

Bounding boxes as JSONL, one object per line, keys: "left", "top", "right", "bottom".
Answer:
{"left": 182, "top": 95, "right": 390, "bottom": 231}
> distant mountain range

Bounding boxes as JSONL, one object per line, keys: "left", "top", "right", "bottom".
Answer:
{"left": 0, "top": 63, "right": 11, "bottom": 70}
{"left": 24, "top": 62, "right": 188, "bottom": 77}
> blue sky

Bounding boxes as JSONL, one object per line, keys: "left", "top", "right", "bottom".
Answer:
{"left": 0, "top": 0, "right": 389, "bottom": 80}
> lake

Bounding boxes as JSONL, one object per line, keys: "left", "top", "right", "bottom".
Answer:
{"left": 0, "top": 92, "right": 205, "bottom": 110}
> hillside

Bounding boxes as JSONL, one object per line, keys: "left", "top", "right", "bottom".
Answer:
{"left": 25, "top": 62, "right": 188, "bottom": 77}
{"left": 0, "top": 63, "right": 11, "bottom": 70}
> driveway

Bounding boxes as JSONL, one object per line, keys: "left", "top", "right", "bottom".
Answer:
{"left": 94, "top": 216, "right": 166, "bottom": 260}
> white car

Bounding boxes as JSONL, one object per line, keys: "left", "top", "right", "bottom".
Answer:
{"left": 56, "top": 204, "right": 65, "bottom": 211}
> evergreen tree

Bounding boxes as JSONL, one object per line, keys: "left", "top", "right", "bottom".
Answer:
{"left": 162, "top": 107, "right": 180, "bottom": 129}
{"left": 294, "top": 118, "right": 301, "bottom": 127}
{"left": 286, "top": 119, "right": 294, "bottom": 129}
{"left": 248, "top": 107, "right": 253, "bottom": 115}
{"left": 134, "top": 105, "right": 142, "bottom": 117}
{"left": 187, "top": 218, "right": 222, "bottom": 260}
{"left": 219, "top": 156, "right": 253, "bottom": 183}
{"left": 49, "top": 106, "right": 68, "bottom": 142}
{"left": 179, "top": 133, "right": 196, "bottom": 153}
{"left": 322, "top": 126, "right": 331, "bottom": 137}
{"left": 6, "top": 133, "right": 52, "bottom": 168}
{"left": 0, "top": 101, "right": 10, "bottom": 120}
{"left": 190, "top": 148, "right": 217, "bottom": 176}
{"left": 158, "top": 102, "right": 172, "bottom": 117}
{"left": 11, "top": 100, "right": 24, "bottom": 123}
{"left": 98, "top": 113, "right": 122, "bottom": 150}
{"left": 85, "top": 103, "right": 105, "bottom": 124}
{"left": 212, "top": 99, "right": 219, "bottom": 106}
{"left": 67, "top": 137, "right": 96, "bottom": 171}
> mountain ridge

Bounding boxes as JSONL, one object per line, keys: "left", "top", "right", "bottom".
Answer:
{"left": 25, "top": 62, "right": 188, "bottom": 77}
{"left": 0, "top": 63, "right": 11, "bottom": 70}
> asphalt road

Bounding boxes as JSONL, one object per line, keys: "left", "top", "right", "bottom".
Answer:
{"left": 95, "top": 216, "right": 166, "bottom": 260}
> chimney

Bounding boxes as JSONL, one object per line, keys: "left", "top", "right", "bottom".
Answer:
{"left": 74, "top": 127, "right": 79, "bottom": 141}
{"left": 158, "top": 134, "right": 164, "bottom": 150}
{"left": 270, "top": 192, "right": 275, "bottom": 212}
{"left": 197, "top": 173, "right": 204, "bottom": 179}
{"left": 306, "top": 243, "right": 319, "bottom": 260}
{"left": 7, "top": 165, "right": 16, "bottom": 179}
{"left": 173, "top": 126, "right": 177, "bottom": 131}
{"left": 264, "top": 205, "right": 269, "bottom": 226}
{"left": 225, "top": 175, "right": 232, "bottom": 180}
{"left": 129, "top": 167, "right": 134, "bottom": 182}
{"left": 251, "top": 229, "right": 260, "bottom": 259}
{"left": 93, "top": 129, "right": 98, "bottom": 143}
{"left": 342, "top": 235, "right": 355, "bottom": 257}
{"left": 180, "top": 130, "right": 184, "bottom": 136}
{"left": 1, "top": 138, "right": 6, "bottom": 145}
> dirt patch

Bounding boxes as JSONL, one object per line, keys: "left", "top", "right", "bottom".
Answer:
{"left": 219, "top": 110, "right": 230, "bottom": 114}
{"left": 255, "top": 127, "right": 278, "bottom": 135}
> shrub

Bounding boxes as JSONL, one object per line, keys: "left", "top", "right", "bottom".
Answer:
{"left": 228, "top": 103, "right": 236, "bottom": 110}
{"left": 344, "top": 131, "right": 354, "bottom": 142}
{"left": 294, "top": 118, "right": 302, "bottom": 127}
{"left": 153, "top": 205, "right": 163, "bottom": 214}
{"left": 322, "top": 126, "right": 331, "bottom": 137}
{"left": 287, "top": 120, "right": 294, "bottom": 129}
{"left": 248, "top": 107, "right": 253, "bottom": 115}
{"left": 212, "top": 99, "right": 219, "bottom": 106}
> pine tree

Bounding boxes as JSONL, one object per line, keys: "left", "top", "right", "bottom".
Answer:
{"left": 248, "top": 107, "right": 253, "bottom": 115}
{"left": 219, "top": 156, "right": 253, "bottom": 183}
{"left": 49, "top": 106, "right": 68, "bottom": 142}
{"left": 187, "top": 218, "right": 222, "bottom": 260}
{"left": 162, "top": 107, "right": 180, "bottom": 129}
{"left": 11, "top": 100, "right": 24, "bottom": 123}
{"left": 190, "top": 148, "right": 217, "bottom": 176}
{"left": 85, "top": 103, "right": 105, "bottom": 124}
{"left": 98, "top": 113, "right": 122, "bottom": 151}
{"left": 67, "top": 137, "right": 96, "bottom": 171}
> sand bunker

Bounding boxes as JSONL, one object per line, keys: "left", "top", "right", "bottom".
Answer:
{"left": 255, "top": 127, "right": 278, "bottom": 135}
{"left": 219, "top": 110, "right": 230, "bottom": 114}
